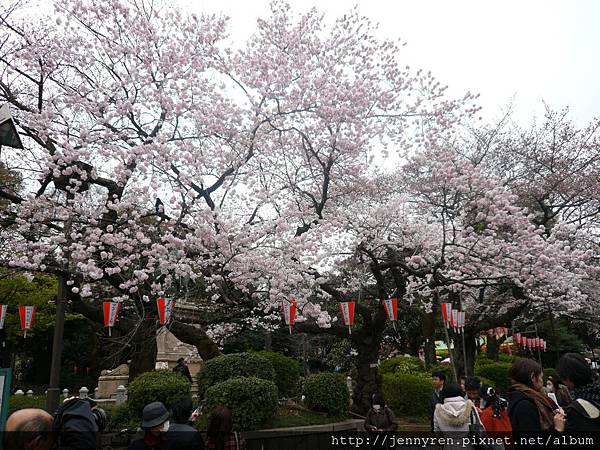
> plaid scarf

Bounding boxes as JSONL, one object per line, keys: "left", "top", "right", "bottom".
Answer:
{"left": 572, "top": 380, "right": 600, "bottom": 406}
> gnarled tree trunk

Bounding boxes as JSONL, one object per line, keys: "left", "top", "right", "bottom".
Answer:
{"left": 352, "top": 332, "right": 382, "bottom": 414}
{"left": 127, "top": 318, "right": 158, "bottom": 380}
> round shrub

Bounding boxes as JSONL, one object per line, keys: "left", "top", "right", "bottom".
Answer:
{"left": 475, "top": 354, "right": 496, "bottom": 367}
{"left": 8, "top": 395, "right": 46, "bottom": 415}
{"left": 475, "top": 362, "right": 512, "bottom": 393}
{"left": 382, "top": 372, "right": 431, "bottom": 418}
{"left": 543, "top": 367, "right": 557, "bottom": 379}
{"left": 303, "top": 372, "right": 350, "bottom": 415}
{"left": 254, "top": 351, "right": 302, "bottom": 398}
{"left": 379, "top": 356, "right": 425, "bottom": 375}
{"left": 104, "top": 403, "right": 139, "bottom": 432}
{"left": 497, "top": 354, "right": 518, "bottom": 363}
{"left": 204, "top": 377, "right": 278, "bottom": 431}
{"left": 197, "top": 353, "right": 275, "bottom": 397}
{"left": 127, "top": 370, "right": 191, "bottom": 419}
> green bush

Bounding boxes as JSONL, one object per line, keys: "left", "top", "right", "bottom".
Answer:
{"left": 475, "top": 362, "right": 512, "bottom": 393}
{"left": 127, "top": 370, "right": 191, "bottom": 419}
{"left": 497, "top": 354, "right": 518, "bottom": 363}
{"left": 382, "top": 372, "right": 431, "bottom": 418}
{"left": 8, "top": 395, "right": 47, "bottom": 415}
{"left": 254, "top": 351, "right": 302, "bottom": 398}
{"left": 197, "top": 353, "right": 275, "bottom": 397}
{"left": 204, "top": 377, "right": 278, "bottom": 431}
{"left": 104, "top": 403, "right": 139, "bottom": 432}
{"left": 428, "top": 363, "right": 450, "bottom": 380}
{"left": 379, "top": 356, "right": 425, "bottom": 375}
{"left": 303, "top": 372, "right": 350, "bottom": 415}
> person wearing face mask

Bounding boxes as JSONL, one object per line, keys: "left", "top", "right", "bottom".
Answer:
{"left": 364, "top": 393, "right": 397, "bottom": 436}
{"left": 129, "top": 401, "right": 172, "bottom": 450}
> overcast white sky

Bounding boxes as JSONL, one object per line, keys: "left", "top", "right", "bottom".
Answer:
{"left": 180, "top": 0, "right": 600, "bottom": 128}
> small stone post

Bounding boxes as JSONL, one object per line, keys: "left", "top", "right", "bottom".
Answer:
{"left": 115, "top": 385, "right": 127, "bottom": 405}
{"left": 79, "top": 386, "right": 89, "bottom": 399}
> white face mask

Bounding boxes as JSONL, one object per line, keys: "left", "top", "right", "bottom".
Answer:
{"left": 162, "top": 420, "right": 170, "bottom": 432}
{"left": 373, "top": 404, "right": 381, "bottom": 412}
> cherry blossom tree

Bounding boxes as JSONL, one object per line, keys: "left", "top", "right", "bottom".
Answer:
{"left": 0, "top": 0, "right": 477, "bottom": 382}
{"left": 2, "top": 0, "right": 595, "bottom": 411}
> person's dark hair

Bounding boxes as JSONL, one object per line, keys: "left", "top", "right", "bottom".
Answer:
{"left": 4, "top": 414, "right": 54, "bottom": 450}
{"left": 177, "top": 357, "right": 185, "bottom": 364}
{"left": 371, "top": 393, "right": 386, "bottom": 407}
{"left": 465, "top": 376, "right": 481, "bottom": 391}
{"left": 432, "top": 371, "right": 446, "bottom": 382}
{"left": 207, "top": 406, "right": 234, "bottom": 450}
{"left": 557, "top": 353, "right": 594, "bottom": 388}
{"left": 479, "top": 384, "right": 507, "bottom": 417}
{"left": 171, "top": 394, "right": 194, "bottom": 424}
{"left": 508, "top": 358, "right": 542, "bottom": 388}
{"left": 440, "top": 383, "right": 464, "bottom": 402}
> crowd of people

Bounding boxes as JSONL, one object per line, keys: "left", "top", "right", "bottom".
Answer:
{"left": 4, "top": 352, "right": 600, "bottom": 450}
{"left": 3, "top": 394, "right": 245, "bottom": 450}
{"left": 428, "top": 352, "right": 600, "bottom": 449}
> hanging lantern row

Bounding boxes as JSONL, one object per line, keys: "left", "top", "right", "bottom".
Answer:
{"left": 280, "top": 297, "right": 401, "bottom": 335}
{"left": 100, "top": 297, "right": 176, "bottom": 336}
{"left": 513, "top": 333, "right": 546, "bottom": 352}
{"left": 0, "top": 304, "right": 37, "bottom": 337}
{"left": 441, "top": 303, "right": 466, "bottom": 334}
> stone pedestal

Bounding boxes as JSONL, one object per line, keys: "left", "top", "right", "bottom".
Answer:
{"left": 97, "top": 364, "right": 129, "bottom": 399}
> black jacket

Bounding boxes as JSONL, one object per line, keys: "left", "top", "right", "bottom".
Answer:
{"left": 565, "top": 398, "right": 600, "bottom": 433}
{"left": 430, "top": 390, "right": 441, "bottom": 432}
{"left": 165, "top": 422, "right": 205, "bottom": 450}
{"left": 507, "top": 390, "right": 541, "bottom": 433}
{"left": 54, "top": 399, "right": 98, "bottom": 450}
{"left": 173, "top": 364, "right": 193, "bottom": 383}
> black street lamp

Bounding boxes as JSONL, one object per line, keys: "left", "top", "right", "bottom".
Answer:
{"left": 46, "top": 161, "right": 92, "bottom": 413}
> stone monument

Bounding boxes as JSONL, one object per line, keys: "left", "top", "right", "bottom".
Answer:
{"left": 96, "top": 363, "right": 129, "bottom": 400}
{"left": 156, "top": 327, "right": 203, "bottom": 392}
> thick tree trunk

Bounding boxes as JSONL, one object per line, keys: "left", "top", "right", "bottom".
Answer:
{"left": 169, "top": 322, "right": 222, "bottom": 360}
{"left": 127, "top": 318, "right": 158, "bottom": 381}
{"left": 422, "top": 310, "right": 437, "bottom": 368}
{"left": 352, "top": 333, "right": 381, "bottom": 414}
{"left": 264, "top": 331, "right": 272, "bottom": 351}
{"left": 454, "top": 332, "right": 476, "bottom": 378}
{"left": 486, "top": 335, "right": 500, "bottom": 361}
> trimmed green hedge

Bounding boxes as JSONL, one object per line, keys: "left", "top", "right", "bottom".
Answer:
{"left": 204, "top": 377, "right": 278, "bottom": 431}
{"left": 254, "top": 351, "right": 302, "bottom": 398}
{"left": 8, "top": 395, "right": 47, "bottom": 415}
{"left": 379, "top": 356, "right": 425, "bottom": 375}
{"left": 475, "top": 362, "right": 512, "bottom": 393}
{"left": 104, "top": 403, "right": 139, "bottom": 432}
{"left": 303, "top": 373, "right": 350, "bottom": 415}
{"left": 382, "top": 372, "right": 431, "bottom": 418}
{"left": 127, "top": 370, "right": 191, "bottom": 419}
{"left": 197, "top": 353, "right": 275, "bottom": 397}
